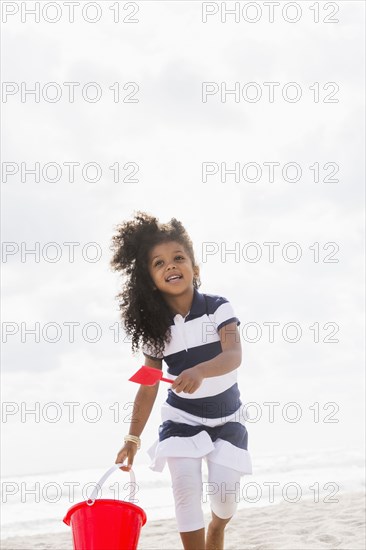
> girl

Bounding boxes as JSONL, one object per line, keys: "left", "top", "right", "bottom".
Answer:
{"left": 110, "top": 212, "right": 252, "bottom": 550}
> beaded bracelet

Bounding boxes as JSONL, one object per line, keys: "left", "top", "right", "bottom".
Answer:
{"left": 124, "top": 435, "right": 141, "bottom": 449}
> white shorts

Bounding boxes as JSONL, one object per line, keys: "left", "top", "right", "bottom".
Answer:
{"left": 167, "top": 455, "right": 242, "bottom": 533}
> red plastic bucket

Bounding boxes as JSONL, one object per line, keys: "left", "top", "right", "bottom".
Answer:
{"left": 63, "top": 464, "right": 147, "bottom": 550}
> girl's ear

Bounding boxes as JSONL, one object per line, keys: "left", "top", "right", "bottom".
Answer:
{"left": 193, "top": 266, "right": 201, "bottom": 288}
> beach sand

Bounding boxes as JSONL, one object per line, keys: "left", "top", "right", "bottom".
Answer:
{"left": 1, "top": 491, "right": 365, "bottom": 549}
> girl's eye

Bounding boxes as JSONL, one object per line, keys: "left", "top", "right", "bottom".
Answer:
{"left": 153, "top": 255, "right": 184, "bottom": 267}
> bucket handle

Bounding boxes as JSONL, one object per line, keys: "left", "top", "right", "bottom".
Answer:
{"left": 87, "top": 464, "right": 137, "bottom": 506}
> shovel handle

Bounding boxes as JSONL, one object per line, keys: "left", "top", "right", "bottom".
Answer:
{"left": 161, "top": 376, "right": 174, "bottom": 383}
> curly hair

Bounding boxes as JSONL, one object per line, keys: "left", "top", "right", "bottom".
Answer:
{"left": 110, "top": 211, "right": 201, "bottom": 356}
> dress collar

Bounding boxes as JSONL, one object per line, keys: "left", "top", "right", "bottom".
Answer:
{"left": 169, "top": 288, "right": 206, "bottom": 323}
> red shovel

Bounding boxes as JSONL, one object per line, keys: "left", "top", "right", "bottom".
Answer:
{"left": 129, "top": 366, "right": 174, "bottom": 386}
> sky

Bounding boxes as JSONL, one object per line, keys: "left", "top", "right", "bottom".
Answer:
{"left": 1, "top": 0, "right": 365, "bottom": 478}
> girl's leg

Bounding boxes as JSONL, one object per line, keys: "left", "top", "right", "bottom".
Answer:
{"left": 205, "top": 459, "right": 241, "bottom": 550}
{"left": 167, "top": 456, "right": 206, "bottom": 550}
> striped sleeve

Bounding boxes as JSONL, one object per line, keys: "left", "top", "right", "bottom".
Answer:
{"left": 214, "top": 298, "right": 240, "bottom": 332}
{"left": 142, "top": 341, "right": 164, "bottom": 360}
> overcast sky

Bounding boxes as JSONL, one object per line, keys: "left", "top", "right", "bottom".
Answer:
{"left": 1, "top": 1, "right": 365, "bottom": 477}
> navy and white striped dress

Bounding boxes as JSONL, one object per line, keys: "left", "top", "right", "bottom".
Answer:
{"left": 143, "top": 288, "right": 252, "bottom": 475}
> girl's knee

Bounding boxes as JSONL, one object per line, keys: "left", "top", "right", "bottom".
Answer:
{"left": 206, "top": 461, "right": 241, "bottom": 520}
{"left": 210, "top": 495, "right": 238, "bottom": 522}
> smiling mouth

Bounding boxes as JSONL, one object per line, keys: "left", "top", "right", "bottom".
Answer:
{"left": 165, "top": 274, "right": 183, "bottom": 283}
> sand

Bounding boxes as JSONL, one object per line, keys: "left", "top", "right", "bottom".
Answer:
{"left": 1, "top": 491, "right": 365, "bottom": 550}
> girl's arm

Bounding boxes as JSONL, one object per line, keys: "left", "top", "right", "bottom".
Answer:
{"left": 115, "top": 355, "right": 162, "bottom": 470}
{"left": 197, "top": 321, "right": 242, "bottom": 378}
{"left": 171, "top": 322, "right": 242, "bottom": 394}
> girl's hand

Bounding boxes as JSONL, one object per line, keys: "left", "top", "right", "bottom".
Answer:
{"left": 115, "top": 441, "right": 138, "bottom": 471}
{"left": 171, "top": 366, "right": 204, "bottom": 394}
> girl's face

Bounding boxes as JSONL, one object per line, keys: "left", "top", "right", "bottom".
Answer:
{"left": 147, "top": 240, "right": 198, "bottom": 297}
